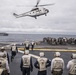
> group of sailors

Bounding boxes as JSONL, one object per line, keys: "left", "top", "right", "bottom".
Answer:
{"left": 0, "top": 44, "right": 76, "bottom": 75}
{"left": 20, "top": 50, "right": 76, "bottom": 75}
{"left": 23, "top": 40, "right": 35, "bottom": 51}
{"left": 43, "top": 37, "right": 76, "bottom": 45}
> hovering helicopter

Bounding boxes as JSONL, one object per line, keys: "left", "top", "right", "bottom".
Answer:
{"left": 13, "top": 0, "right": 54, "bottom": 19}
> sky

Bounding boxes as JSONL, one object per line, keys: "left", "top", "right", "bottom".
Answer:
{"left": 0, "top": 0, "right": 76, "bottom": 34}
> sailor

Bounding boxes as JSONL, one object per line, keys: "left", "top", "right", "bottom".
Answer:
{"left": 24, "top": 40, "right": 30, "bottom": 50}
{"left": 31, "top": 41, "right": 35, "bottom": 51}
{"left": 0, "top": 55, "right": 10, "bottom": 75}
{"left": 20, "top": 50, "right": 33, "bottom": 75}
{"left": 25, "top": 43, "right": 30, "bottom": 50}
{"left": 67, "top": 53, "right": 76, "bottom": 75}
{"left": 34, "top": 52, "right": 51, "bottom": 75}
{"left": 11, "top": 43, "right": 18, "bottom": 62}
{"left": 0, "top": 47, "right": 10, "bottom": 64}
{"left": 51, "top": 52, "right": 64, "bottom": 75}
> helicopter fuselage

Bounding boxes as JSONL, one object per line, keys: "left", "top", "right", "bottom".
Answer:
{"left": 27, "top": 7, "right": 49, "bottom": 18}
{"left": 13, "top": 7, "right": 49, "bottom": 19}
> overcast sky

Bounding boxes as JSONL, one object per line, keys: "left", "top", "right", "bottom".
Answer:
{"left": 0, "top": 0, "right": 76, "bottom": 34}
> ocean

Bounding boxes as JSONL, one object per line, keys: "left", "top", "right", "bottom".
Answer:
{"left": 0, "top": 34, "right": 76, "bottom": 43}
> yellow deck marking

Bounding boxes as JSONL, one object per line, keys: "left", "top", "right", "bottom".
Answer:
{"left": 18, "top": 48, "right": 76, "bottom": 52}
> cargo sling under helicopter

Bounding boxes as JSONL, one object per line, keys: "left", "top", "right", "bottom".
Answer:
{"left": 13, "top": 0, "right": 54, "bottom": 19}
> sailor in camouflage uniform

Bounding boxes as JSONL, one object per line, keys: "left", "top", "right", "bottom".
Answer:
{"left": 0, "top": 54, "right": 10, "bottom": 75}
{"left": 67, "top": 53, "right": 76, "bottom": 75}
{"left": 34, "top": 52, "right": 51, "bottom": 75}
{"left": 51, "top": 52, "right": 65, "bottom": 75}
{"left": 20, "top": 50, "right": 33, "bottom": 75}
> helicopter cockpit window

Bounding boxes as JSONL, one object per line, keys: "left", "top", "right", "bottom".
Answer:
{"left": 31, "top": 8, "right": 39, "bottom": 11}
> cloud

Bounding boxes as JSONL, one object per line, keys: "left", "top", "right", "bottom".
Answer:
{"left": 0, "top": 0, "right": 76, "bottom": 34}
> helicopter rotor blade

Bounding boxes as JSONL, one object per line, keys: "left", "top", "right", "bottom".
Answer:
{"left": 35, "top": 0, "right": 40, "bottom": 7}
{"left": 38, "top": 3, "right": 55, "bottom": 7}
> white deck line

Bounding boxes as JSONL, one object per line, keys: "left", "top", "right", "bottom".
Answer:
{"left": 18, "top": 50, "right": 40, "bottom": 59}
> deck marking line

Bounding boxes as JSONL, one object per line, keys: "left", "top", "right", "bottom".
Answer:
{"left": 18, "top": 48, "right": 76, "bottom": 52}
{"left": 18, "top": 50, "right": 40, "bottom": 59}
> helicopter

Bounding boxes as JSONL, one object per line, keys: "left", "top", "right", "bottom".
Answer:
{"left": 13, "top": 0, "right": 54, "bottom": 19}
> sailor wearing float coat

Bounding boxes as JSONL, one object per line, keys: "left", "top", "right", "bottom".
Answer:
{"left": 0, "top": 47, "right": 10, "bottom": 64}
{"left": 51, "top": 52, "right": 65, "bottom": 75}
{"left": 0, "top": 56, "right": 10, "bottom": 75}
{"left": 67, "top": 53, "right": 76, "bottom": 75}
{"left": 20, "top": 50, "right": 33, "bottom": 75}
{"left": 34, "top": 52, "right": 51, "bottom": 75}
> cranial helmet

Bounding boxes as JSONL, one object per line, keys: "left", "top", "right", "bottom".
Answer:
{"left": 39, "top": 52, "right": 45, "bottom": 57}
{"left": 54, "top": 52, "right": 61, "bottom": 57}
{"left": 71, "top": 53, "right": 76, "bottom": 59}
{"left": 1, "top": 47, "right": 5, "bottom": 50}
{"left": 13, "top": 43, "right": 16, "bottom": 46}
{"left": 24, "top": 50, "right": 29, "bottom": 55}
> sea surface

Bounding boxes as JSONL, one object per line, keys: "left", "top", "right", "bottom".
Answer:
{"left": 0, "top": 34, "right": 76, "bottom": 43}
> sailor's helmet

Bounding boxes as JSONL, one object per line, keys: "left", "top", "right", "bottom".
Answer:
{"left": 0, "top": 47, "right": 5, "bottom": 51}
{"left": 39, "top": 52, "right": 45, "bottom": 57}
{"left": 13, "top": 43, "right": 16, "bottom": 46}
{"left": 54, "top": 52, "right": 61, "bottom": 57}
{"left": 24, "top": 50, "right": 29, "bottom": 55}
{"left": 71, "top": 53, "right": 76, "bottom": 59}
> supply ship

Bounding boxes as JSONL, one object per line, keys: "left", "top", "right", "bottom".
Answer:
{"left": 0, "top": 33, "right": 8, "bottom": 36}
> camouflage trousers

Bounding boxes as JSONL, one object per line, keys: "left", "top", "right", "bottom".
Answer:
{"left": 68, "top": 73, "right": 76, "bottom": 75}
{"left": 1, "top": 70, "right": 8, "bottom": 75}
{"left": 52, "top": 71, "right": 63, "bottom": 75}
